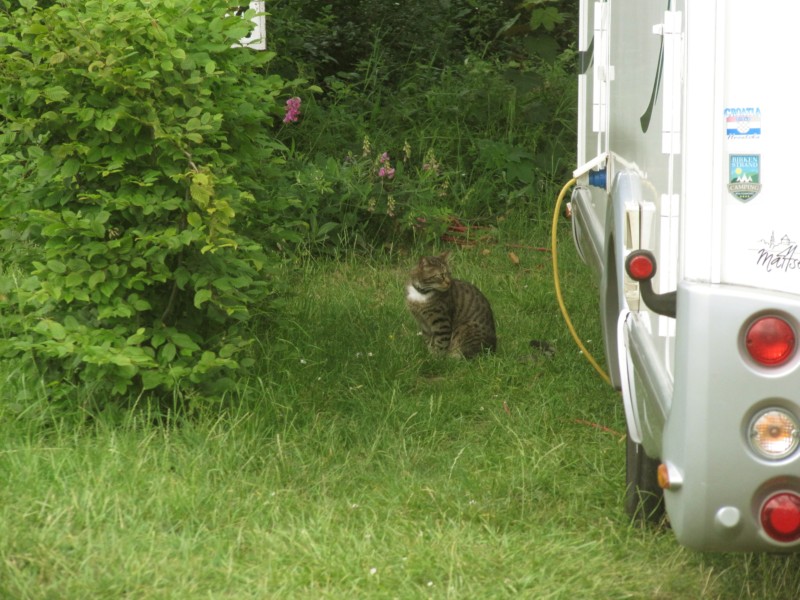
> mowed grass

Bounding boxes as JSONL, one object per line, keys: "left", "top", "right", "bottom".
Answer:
{"left": 2, "top": 224, "right": 800, "bottom": 599}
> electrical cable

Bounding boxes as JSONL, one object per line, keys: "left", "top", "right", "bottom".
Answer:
{"left": 551, "top": 178, "right": 613, "bottom": 386}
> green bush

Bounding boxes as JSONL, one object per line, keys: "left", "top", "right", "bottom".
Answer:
{"left": 0, "top": 0, "right": 303, "bottom": 403}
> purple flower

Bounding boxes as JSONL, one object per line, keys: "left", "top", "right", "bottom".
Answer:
{"left": 283, "top": 96, "right": 302, "bottom": 123}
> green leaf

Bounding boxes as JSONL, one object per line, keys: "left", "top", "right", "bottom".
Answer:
{"left": 95, "top": 111, "right": 119, "bottom": 132}
{"left": 24, "top": 22, "right": 48, "bottom": 35}
{"left": 194, "top": 289, "right": 212, "bottom": 308}
{"left": 77, "top": 107, "right": 95, "bottom": 122}
{"left": 61, "top": 158, "right": 80, "bottom": 179}
{"left": 160, "top": 343, "right": 177, "bottom": 363}
{"left": 130, "top": 297, "right": 152, "bottom": 311}
{"left": 44, "top": 86, "right": 70, "bottom": 103}
{"left": 529, "top": 6, "right": 565, "bottom": 32}
{"left": 47, "top": 259, "right": 67, "bottom": 274}
{"left": 108, "top": 353, "right": 133, "bottom": 367}
{"left": 141, "top": 371, "right": 166, "bottom": 390}
{"left": 126, "top": 328, "right": 147, "bottom": 345}
{"left": 141, "top": 370, "right": 165, "bottom": 390}
{"left": 41, "top": 222, "right": 66, "bottom": 236}
{"left": 175, "top": 267, "right": 191, "bottom": 289}
{"left": 151, "top": 331, "right": 166, "bottom": 348}
{"left": 212, "top": 277, "right": 232, "bottom": 292}
{"left": 170, "top": 332, "right": 200, "bottom": 352}
{"left": 88, "top": 270, "right": 106, "bottom": 289}
{"left": 66, "top": 272, "right": 85, "bottom": 287}
{"left": 34, "top": 319, "right": 66, "bottom": 341}
{"left": 23, "top": 89, "right": 40, "bottom": 106}
{"left": 50, "top": 322, "right": 67, "bottom": 341}
{"left": 187, "top": 212, "right": 203, "bottom": 228}
{"left": 219, "top": 343, "right": 238, "bottom": 359}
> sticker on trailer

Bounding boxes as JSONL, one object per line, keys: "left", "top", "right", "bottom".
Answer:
{"left": 753, "top": 232, "right": 800, "bottom": 274}
{"left": 728, "top": 154, "right": 762, "bottom": 201}
{"left": 725, "top": 107, "right": 761, "bottom": 139}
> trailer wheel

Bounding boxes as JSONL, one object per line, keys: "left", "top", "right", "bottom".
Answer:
{"left": 625, "top": 433, "right": 665, "bottom": 524}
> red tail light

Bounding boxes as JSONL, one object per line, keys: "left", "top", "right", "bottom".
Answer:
{"left": 745, "top": 316, "right": 796, "bottom": 367}
{"left": 761, "top": 492, "right": 800, "bottom": 543}
{"left": 626, "top": 254, "right": 655, "bottom": 281}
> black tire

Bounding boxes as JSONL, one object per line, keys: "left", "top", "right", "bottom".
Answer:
{"left": 625, "top": 433, "right": 666, "bottom": 524}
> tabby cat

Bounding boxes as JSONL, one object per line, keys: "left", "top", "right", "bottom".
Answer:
{"left": 405, "top": 252, "right": 497, "bottom": 359}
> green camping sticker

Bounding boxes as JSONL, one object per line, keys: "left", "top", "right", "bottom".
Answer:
{"left": 728, "top": 154, "right": 761, "bottom": 201}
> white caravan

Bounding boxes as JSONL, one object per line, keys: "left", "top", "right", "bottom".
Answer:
{"left": 571, "top": 0, "right": 800, "bottom": 551}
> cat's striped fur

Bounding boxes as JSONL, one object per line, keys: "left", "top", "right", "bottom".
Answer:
{"left": 405, "top": 252, "right": 496, "bottom": 359}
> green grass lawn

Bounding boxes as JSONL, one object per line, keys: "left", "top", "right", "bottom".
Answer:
{"left": 2, "top": 224, "right": 800, "bottom": 599}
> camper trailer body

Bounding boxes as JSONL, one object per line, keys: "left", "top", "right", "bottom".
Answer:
{"left": 572, "top": 0, "right": 800, "bottom": 551}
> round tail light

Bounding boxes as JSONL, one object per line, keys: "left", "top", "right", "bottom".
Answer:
{"left": 748, "top": 409, "right": 800, "bottom": 460}
{"left": 745, "top": 316, "right": 796, "bottom": 367}
{"left": 761, "top": 492, "right": 800, "bottom": 543}
{"left": 626, "top": 254, "right": 655, "bottom": 281}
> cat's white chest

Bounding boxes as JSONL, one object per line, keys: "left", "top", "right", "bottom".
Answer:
{"left": 406, "top": 284, "right": 433, "bottom": 304}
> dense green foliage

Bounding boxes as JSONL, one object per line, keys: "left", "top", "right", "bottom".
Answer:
{"left": 270, "top": 0, "right": 577, "bottom": 81}
{"left": 267, "top": 0, "right": 578, "bottom": 251}
{"left": 0, "top": 0, "right": 309, "bottom": 402}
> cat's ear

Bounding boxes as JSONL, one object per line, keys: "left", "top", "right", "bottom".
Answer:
{"left": 438, "top": 250, "right": 450, "bottom": 263}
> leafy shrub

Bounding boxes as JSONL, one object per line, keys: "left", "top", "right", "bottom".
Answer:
{"left": 0, "top": 0, "right": 303, "bottom": 403}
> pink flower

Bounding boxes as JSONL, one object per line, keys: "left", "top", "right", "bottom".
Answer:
{"left": 378, "top": 151, "right": 395, "bottom": 179}
{"left": 283, "top": 96, "right": 302, "bottom": 123}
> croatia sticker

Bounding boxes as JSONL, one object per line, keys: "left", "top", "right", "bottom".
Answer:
{"left": 728, "top": 154, "right": 762, "bottom": 201}
{"left": 725, "top": 107, "right": 761, "bottom": 138}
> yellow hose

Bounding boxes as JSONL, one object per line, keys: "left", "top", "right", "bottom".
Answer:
{"left": 551, "top": 178, "right": 613, "bottom": 386}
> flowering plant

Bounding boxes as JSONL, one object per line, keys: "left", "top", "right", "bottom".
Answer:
{"left": 283, "top": 97, "right": 302, "bottom": 123}
{"left": 377, "top": 152, "right": 395, "bottom": 179}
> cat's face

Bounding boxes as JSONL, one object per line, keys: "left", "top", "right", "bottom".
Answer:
{"left": 411, "top": 253, "right": 452, "bottom": 291}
